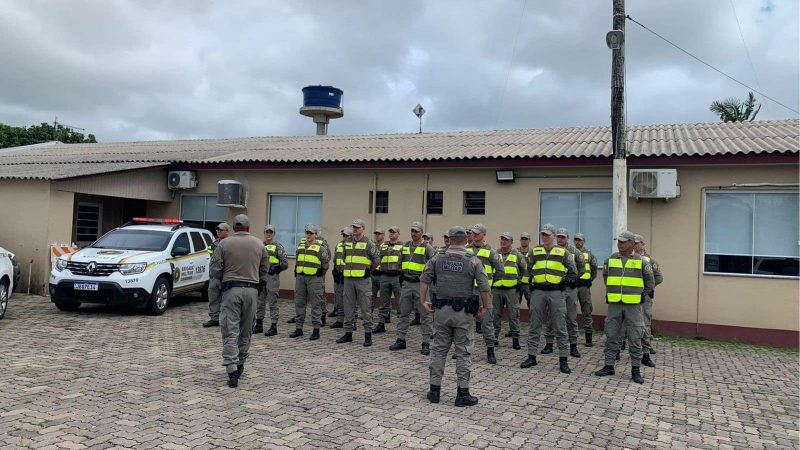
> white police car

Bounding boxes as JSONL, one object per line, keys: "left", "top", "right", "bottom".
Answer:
{"left": 49, "top": 218, "right": 214, "bottom": 315}
{"left": 0, "top": 246, "right": 16, "bottom": 320}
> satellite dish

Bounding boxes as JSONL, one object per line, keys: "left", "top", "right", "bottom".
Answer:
{"left": 606, "top": 30, "right": 624, "bottom": 50}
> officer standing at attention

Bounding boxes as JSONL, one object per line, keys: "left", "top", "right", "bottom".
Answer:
{"left": 438, "top": 233, "right": 451, "bottom": 254}
{"left": 371, "top": 228, "right": 385, "bottom": 320}
{"left": 256, "top": 225, "right": 288, "bottom": 336}
{"left": 291, "top": 224, "right": 329, "bottom": 340}
{"left": 329, "top": 227, "right": 352, "bottom": 329}
{"left": 423, "top": 232, "right": 434, "bottom": 247}
{"left": 634, "top": 234, "right": 663, "bottom": 366}
{"left": 517, "top": 232, "right": 534, "bottom": 309}
{"left": 374, "top": 226, "right": 403, "bottom": 334}
{"left": 466, "top": 224, "right": 504, "bottom": 365}
{"left": 542, "top": 228, "right": 585, "bottom": 358}
{"left": 492, "top": 232, "right": 526, "bottom": 350}
{"left": 209, "top": 214, "right": 269, "bottom": 388}
{"left": 573, "top": 233, "right": 597, "bottom": 347}
{"left": 338, "top": 219, "right": 381, "bottom": 346}
{"left": 390, "top": 221, "right": 436, "bottom": 355}
{"left": 203, "top": 223, "right": 231, "bottom": 328}
{"left": 421, "top": 226, "right": 491, "bottom": 407}
{"left": 520, "top": 223, "right": 576, "bottom": 374}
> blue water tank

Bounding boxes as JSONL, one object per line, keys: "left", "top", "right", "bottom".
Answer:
{"left": 302, "top": 85, "right": 343, "bottom": 108}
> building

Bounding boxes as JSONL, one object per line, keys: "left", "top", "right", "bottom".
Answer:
{"left": 1, "top": 119, "right": 797, "bottom": 346}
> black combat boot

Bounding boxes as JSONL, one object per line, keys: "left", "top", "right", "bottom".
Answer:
{"left": 236, "top": 365, "right": 244, "bottom": 377}
{"left": 202, "top": 319, "right": 219, "bottom": 327}
{"left": 520, "top": 355, "right": 537, "bottom": 368}
{"left": 287, "top": 317, "right": 296, "bottom": 324}
{"left": 540, "top": 343, "right": 554, "bottom": 354}
{"left": 487, "top": 348, "right": 497, "bottom": 365}
{"left": 570, "top": 344, "right": 581, "bottom": 358}
{"left": 336, "top": 332, "right": 353, "bottom": 344}
{"left": 641, "top": 354, "right": 655, "bottom": 368}
{"left": 330, "top": 321, "right": 344, "bottom": 329}
{"left": 650, "top": 347, "right": 657, "bottom": 354}
{"left": 363, "top": 333, "right": 372, "bottom": 347}
{"left": 421, "top": 343, "right": 430, "bottom": 355}
{"left": 253, "top": 319, "right": 264, "bottom": 334}
{"left": 512, "top": 338, "right": 521, "bottom": 350}
{"left": 264, "top": 323, "right": 277, "bottom": 336}
{"left": 594, "top": 365, "right": 615, "bottom": 376}
{"left": 559, "top": 357, "right": 571, "bottom": 374}
{"left": 454, "top": 387, "right": 478, "bottom": 407}
{"left": 372, "top": 322, "right": 386, "bottom": 334}
{"left": 227, "top": 371, "right": 239, "bottom": 388}
{"left": 410, "top": 312, "right": 421, "bottom": 326}
{"left": 427, "top": 384, "right": 441, "bottom": 403}
{"left": 631, "top": 366, "right": 644, "bottom": 384}
{"left": 309, "top": 328, "right": 320, "bottom": 341}
{"left": 505, "top": 330, "right": 513, "bottom": 338}
{"left": 321, "top": 314, "right": 326, "bottom": 327}
{"left": 389, "top": 339, "right": 407, "bottom": 351}
{"left": 289, "top": 329, "right": 303, "bottom": 338}
{"left": 475, "top": 321, "right": 482, "bottom": 334}
{"left": 585, "top": 332, "right": 593, "bottom": 347}
{"left": 615, "top": 350, "right": 621, "bottom": 360}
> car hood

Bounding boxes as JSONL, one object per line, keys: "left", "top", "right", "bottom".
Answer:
{"left": 69, "top": 248, "right": 159, "bottom": 264}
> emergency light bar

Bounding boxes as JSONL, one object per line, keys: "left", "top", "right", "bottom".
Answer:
{"left": 132, "top": 217, "right": 183, "bottom": 225}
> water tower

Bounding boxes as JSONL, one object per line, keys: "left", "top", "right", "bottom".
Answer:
{"left": 299, "top": 85, "right": 344, "bottom": 136}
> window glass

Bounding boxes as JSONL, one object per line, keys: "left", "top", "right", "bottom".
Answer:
{"left": 190, "top": 232, "right": 206, "bottom": 253}
{"left": 180, "top": 196, "right": 206, "bottom": 222}
{"left": 704, "top": 193, "right": 752, "bottom": 255}
{"left": 540, "top": 191, "right": 612, "bottom": 263}
{"left": 427, "top": 191, "right": 443, "bottom": 214}
{"left": 464, "top": 191, "right": 485, "bottom": 215}
{"left": 270, "top": 195, "right": 323, "bottom": 256}
{"left": 172, "top": 233, "right": 190, "bottom": 254}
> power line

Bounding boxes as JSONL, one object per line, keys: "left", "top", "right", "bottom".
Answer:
{"left": 729, "top": 0, "right": 766, "bottom": 113}
{"left": 494, "top": 0, "right": 528, "bottom": 128}
{"left": 626, "top": 14, "right": 798, "bottom": 114}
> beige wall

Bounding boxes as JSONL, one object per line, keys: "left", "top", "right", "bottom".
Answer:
{"left": 147, "top": 163, "right": 798, "bottom": 333}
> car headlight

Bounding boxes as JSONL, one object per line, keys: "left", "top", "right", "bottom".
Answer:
{"left": 119, "top": 263, "right": 147, "bottom": 275}
{"left": 55, "top": 258, "right": 68, "bottom": 271}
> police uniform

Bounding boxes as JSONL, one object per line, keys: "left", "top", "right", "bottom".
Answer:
{"left": 574, "top": 232, "right": 598, "bottom": 346}
{"left": 375, "top": 226, "right": 403, "bottom": 332}
{"left": 203, "top": 223, "right": 230, "bottom": 327}
{"left": 466, "top": 224, "right": 504, "bottom": 364}
{"left": 291, "top": 224, "right": 330, "bottom": 339}
{"left": 422, "top": 226, "right": 490, "bottom": 407}
{"left": 517, "top": 232, "right": 534, "bottom": 309}
{"left": 209, "top": 214, "right": 269, "bottom": 388}
{"left": 371, "top": 229, "right": 385, "bottom": 321}
{"left": 330, "top": 228, "right": 351, "bottom": 328}
{"left": 520, "top": 224, "right": 576, "bottom": 374}
{"left": 339, "top": 219, "right": 381, "bottom": 345}
{"left": 256, "top": 225, "right": 289, "bottom": 336}
{"left": 492, "top": 232, "right": 526, "bottom": 349}
{"left": 624, "top": 234, "right": 664, "bottom": 364}
{"left": 543, "top": 228, "right": 585, "bottom": 358}
{"left": 594, "top": 230, "right": 655, "bottom": 384}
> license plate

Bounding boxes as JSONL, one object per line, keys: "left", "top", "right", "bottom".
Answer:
{"left": 74, "top": 282, "right": 98, "bottom": 291}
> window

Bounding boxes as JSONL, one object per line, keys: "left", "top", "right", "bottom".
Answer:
{"left": 172, "top": 233, "right": 190, "bottom": 255}
{"left": 190, "top": 232, "right": 206, "bottom": 253}
{"left": 368, "top": 191, "right": 389, "bottom": 214}
{"left": 704, "top": 192, "right": 799, "bottom": 277}
{"left": 427, "top": 191, "right": 443, "bottom": 214}
{"left": 202, "top": 233, "right": 213, "bottom": 247}
{"left": 269, "top": 194, "right": 323, "bottom": 256}
{"left": 539, "top": 191, "right": 613, "bottom": 263}
{"left": 463, "top": 191, "right": 485, "bottom": 215}
{"left": 76, "top": 202, "right": 103, "bottom": 246}
{"left": 180, "top": 195, "right": 227, "bottom": 233}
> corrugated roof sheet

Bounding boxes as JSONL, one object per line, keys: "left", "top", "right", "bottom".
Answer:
{"left": 0, "top": 162, "right": 170, "bottom": 180}
{"left": 0, "top": 120, "right": 796, "bottom": 179}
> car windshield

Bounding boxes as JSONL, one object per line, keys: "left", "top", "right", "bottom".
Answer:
{"left": 91, "top": 229, "right": 172, "bottom": 251}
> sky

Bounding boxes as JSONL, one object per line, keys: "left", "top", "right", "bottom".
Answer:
{"left": 0, "top": 0, "right": 797, "bottom": 143}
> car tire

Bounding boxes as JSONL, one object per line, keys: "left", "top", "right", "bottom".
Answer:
{"left": 55, "top": 301, "right": 81, "bottom": 312}
{"left": 0, "top": 280, "right": 8, "bottom": 320}
{"left": 147, "top": 276, "right": 171, "bottom": 315}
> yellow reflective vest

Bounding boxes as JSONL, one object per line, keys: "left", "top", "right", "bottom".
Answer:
{"left": 605, "top": 256, "right": 644, "bottom": 304}
{"left": 295, "top": 241, "right": 323, "bottom": 276}
{"left": 344, "top": 240, "right": 371, "bottom": 278}
{"left": 493, "top": 252, "right": 520, "bottom": 288}
{"left": 531, "top": 246, "right": 567, "bottom": 285}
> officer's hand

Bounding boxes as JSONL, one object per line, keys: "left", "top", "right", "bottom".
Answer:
{"left": 476, "top": 306, "right": 485, "bottom": 318}
{"left": 422, "top": 301, "right": 434, "bottom": 314}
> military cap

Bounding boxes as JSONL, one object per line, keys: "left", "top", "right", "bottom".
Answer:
{"left": 351, "top": 218, "right": 366, "bottom": 229}
{"left": 540, "top": 223, "right": 556, "bottom": 235}
{"left": 520, "top": 232, "right": 531, "bottom": 239}
{"left": 264, "top": 224, "right": 276, "bottom": 233}
{"left": 373, "top": 228, "right": 385, "bottom": 235}
{"left": 616, "top": 230, "right": 636, "bottom": 242}
{"left": 233, "top": 214, "right": 249, "bottom": 228}
{"left": 466, "top": 226, "right": 474, "bottom": 234}
{"left": 410, "top": 221, "right": 424, "bottom": 231}
{"left": 633, "top": 234, "right": 645, "bottom": 244}
{"left": 341, "top": 227, "right": 353, "bottom": 236}
{"left": 423, "top": 232, "right": 433, "bottom": 239}
{"left": 556, "top": 227, "right": 569, "bottom": 237}
{"left": 304, "top": 223, "right": 319, "bottom": 234}
{"left": 472, "top": 223, "right": 487, "bottom": 234}
{"left": 500, "top": 232, "right": 514, "bottom": 241}
{"left": 574, "top": 232, "right": 585, "bottom": 241}
{"left": 448, "top": 226, "right": 467, "bottom": 238}
{"left": 216, "top": 223, "right": 231, "bottom": 231}
{"left": 388, "top": 225, "right": 400, "bottom": 233}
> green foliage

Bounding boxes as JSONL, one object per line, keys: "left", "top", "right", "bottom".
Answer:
{"left": 709, "top": 92, "right": 762, "bottom": 122}
{"left": 0, "top": 122, "right": 97, "bottom": 149}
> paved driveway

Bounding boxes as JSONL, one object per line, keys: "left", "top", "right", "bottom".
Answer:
{"left": 0, "top": 295, "right": 797, "bottom": 449}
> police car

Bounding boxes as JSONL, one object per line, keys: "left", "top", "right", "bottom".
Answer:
{"left": 0, "top": 246, "right": 17, "bottom": 320}
{"left": 49, "top": 218, "right": 214, "bottom": 315}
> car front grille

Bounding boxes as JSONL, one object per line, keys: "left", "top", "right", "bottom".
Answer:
{"left": 67, "top": 262, "right": 119, "bottom": 277}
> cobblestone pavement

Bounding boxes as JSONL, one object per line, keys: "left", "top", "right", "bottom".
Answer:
{"left": 0, "top": 294, "right": 797, "bottom": 449}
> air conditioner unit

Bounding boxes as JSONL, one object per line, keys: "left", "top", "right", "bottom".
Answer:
{"left": 629, "top": 169, "right": 680, "bottom": 199}
{"left": 217, "top": 180, "right": 247, "bottom": 208}
{"left": 167, "top": 171, "right": 197, "bottom": 189}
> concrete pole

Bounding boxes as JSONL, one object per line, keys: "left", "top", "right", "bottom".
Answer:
{"left": 611, "top": 0, "right": 627, "bottom": 238}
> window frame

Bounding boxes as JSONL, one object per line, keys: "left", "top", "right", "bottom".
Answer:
{"left": 179, "top": 194, "right": 227, "bottom": 233}
{"left": 268, "top": 193, "right": 323, "bottom": 258}
{"left": 426, "top": 191, "right": 443, "bottom": 215}
{"left": 703, "top": 190, "right": 799, "bottom": 279}
{"left": 463, "top": 191, "right": 486, "bottom": 215}
{"left": 538, "top": 189, "right": 613, "bottom": 263}
{"left": 75, "top": 201, "right": 103, "bottom": 246}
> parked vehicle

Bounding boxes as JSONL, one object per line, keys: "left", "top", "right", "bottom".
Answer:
{"left": 0, "top": 246, "right": 16, "bottom": 320}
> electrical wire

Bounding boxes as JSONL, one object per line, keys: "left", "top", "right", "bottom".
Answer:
{"left": 494, "top": 0, "right": 528, "bottom": 128}
{"left": 729, "top": 0, "right": 766, "bottom": 113}
{"left": 626, "top": 14, "right": 799, "bottom": 114}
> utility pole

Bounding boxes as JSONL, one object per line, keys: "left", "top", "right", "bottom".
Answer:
{"left": 609, "top": 0, "right": 627, "bottom": 238}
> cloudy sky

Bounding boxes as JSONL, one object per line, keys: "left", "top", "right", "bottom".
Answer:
{"left": 0, "top": 0, "right": 797, "bottom": 142}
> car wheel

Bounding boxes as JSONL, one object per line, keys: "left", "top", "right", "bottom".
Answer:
{"left": 147, "top": 277, "right": 171, "bottom": 315}
{"left": 0, "top": 281, "right": 8, "bottom": 319}
{"left": 55, "top": 301, "right": 81, "bottom": 312}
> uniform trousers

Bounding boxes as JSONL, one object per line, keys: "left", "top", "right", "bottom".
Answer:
{"left": 577, "top": 285, "right": 594, "bottom": 331}
{"left": 256, "top": 273, "right": 280, "bottom": 323}
{"left": 207, "top": 278, "right": 222, "bottom": 321}
{"left": 619, "top": 294, "right": 653, "bottom": 352}
{"left": 545, "top": 287, "right": 579, "bottom": 344}
{"left": 519, "top": 284, "right": 532, "bottom": 308}
{"left": 220, "top": 286, "right": 257, "bottom": 373}
{"left": 344, "top": 277, "right": 373, "bottom": 333}
{"left": 378, "top": 274, "right": 401, "bottom": 323}
{"left": 294, "top": 274, "right": 324, "bottom": 329}
{"left": 526, "top": 289, "right": 569, "bottom": 357}
{"left": 492, "top": 288, "right": 520, "bottom": 339}
{"left": 429, "top": 306, "right": 473, "bottom": 389}
{"left": 334, "top": 281, "right": 344, "bottom": 321}
{"left": 604, "top": 302, "right": 645, "bottom": 367}
{"left": 396, "top": 281, "right": 432, "bottom": 343}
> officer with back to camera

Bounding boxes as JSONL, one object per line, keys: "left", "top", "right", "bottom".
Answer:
{"left": 421, "top": 226, "right": 491, "bottom": 407}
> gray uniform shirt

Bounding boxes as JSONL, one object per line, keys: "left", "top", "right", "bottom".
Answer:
{"left": 421, "top": 246, "right": 491, "bottom": 294}
{"left": 210, "top": 231, "right": 270, "bottom": 284}
{"left": 563, "top": 243, "right": 586, "bottom": 280}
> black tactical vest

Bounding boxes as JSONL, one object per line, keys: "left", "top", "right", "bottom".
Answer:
{"left": 434, "top": 252, "right": 475, "bottom": 299}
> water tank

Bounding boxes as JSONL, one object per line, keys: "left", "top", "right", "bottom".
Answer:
{"left": 302, "top": 86, "right": 343, "bottom": 108}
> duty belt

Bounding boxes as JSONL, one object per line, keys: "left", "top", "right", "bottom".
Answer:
{"left": 221, "top": 281, "right": 260, "bottom": 291}
{"left": 403, "top": 276, "right": 420, "bottom": 283}
{"left": 577, "top": 280, "right": 592, "bottom": 287}
{"left": 382, "top": 271, "right": 402, "bottom": 277}
{"left": 532, "top": 283, "right": 564, "bottom": 292}
{"left": 434, "top": 296, "right": 479, "bottom": 314}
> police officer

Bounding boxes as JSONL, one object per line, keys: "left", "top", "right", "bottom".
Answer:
{"left": 371, "top": 228, "right": 385, "bottom": 320}
{"left": 423, "top": 232, "right": 434, "bottom": 246}
{"left": 438, "top": 233, "right": 451, "bottom": 254}
{"left": 203, "top": 223, "right": 230, "bottom": 327}
{"left": 390, "top": 221, "right": 436, "bottom": 354}
{"left": 634, "top": 234, "right": 663, "bottom": 366}
{"left": 520, "top": 223, "right": 576, "bottom": 374}
{"left": 517, "top": 232, "right": 534, "bottom": 310}
{"left": 291, "top": 224, "right": 329, "bottom": 340}
{"left": 374, "top": 226, "right": 403, "bottom": 333}
{"left": 595, "top": 230, "right": 655, "bottom": 384}
{"left": 209, "top": 214, "right": 269, "bottom": 388}
{"left": 542, "top": 228, "right": 585, "bottom": 358}
{"left": 256, "top": 225, "right": 288, "bottom": 336}
{"left": 421, "top": 226, "right": 491, "bottom": 407}
{"left": 329, "top": 227, "right": 352, "bottom": 329}
{"left": 492, "top": 232, "right": 525, "bottom": 350}
{"left": 338, "top": 219, "right": 381, "bottom": 346}
{"left": 573, "top": 233, "right": 598, "bottom": 347}
{"left": 467, "top": 223, "right": 504, "bottom": 364}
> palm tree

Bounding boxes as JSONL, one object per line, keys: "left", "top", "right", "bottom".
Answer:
{"left": 709, "top": 92, "right": 761, "bottom": 122}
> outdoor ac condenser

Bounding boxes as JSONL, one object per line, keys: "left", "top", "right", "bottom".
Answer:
{"left": 217, "top": 180, "right": 246, "bottom": 208}
{"left": 167, "top": 171, "right": 197, "bottom": 189}
{"left": 629, "top": 169, "right": 680, "bottom": 199}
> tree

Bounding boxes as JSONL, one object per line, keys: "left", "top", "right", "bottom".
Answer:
{"left": 709, "top": 92, "right": 761, "bottom": 123}
{"left": 0, "top": 122, "right": 97, "bottom": 149}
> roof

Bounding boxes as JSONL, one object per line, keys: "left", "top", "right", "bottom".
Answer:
{"left": 0, "top": 119, "right": 796, "bottom": 180}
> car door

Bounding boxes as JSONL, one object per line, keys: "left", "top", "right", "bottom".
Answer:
{"left": 190, "top": 231, "right": 210, "bottom": 283}
{"left": 169, "top": 232, "right": 193, "bottom": 291}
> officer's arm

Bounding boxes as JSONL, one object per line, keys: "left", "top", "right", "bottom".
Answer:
{"left": 573, "top": 250, "right": 586, "bottom": 278}
{"left": 277, "top": 245, "right": 289, "bottom": 272}
{"left": 474, "top": 263, "right": 492, "bottom": 310}
{"left": 652, "top": 258, "right": 664, "bottom": 286}
{"left": 259, "top": 247, "right": 270, "bottom": 284}
{"left": 368, "top": 241, "right": 380, "bottom": 270}
{"left": 517, "top": 251, "right": 527, "bottom": 283}
{"left": 210, "top": 246, "right": 223, "bottom": 281}
{"left": 319, "top": 245, "right": 330, "bottom": 274}
{"left": 419, "top": 259, "right": 436, "bottom": 311}
{"left": 590, "top": 253, "right": 598, "bottom": 281}
{"left": 602, "top": 259, "right": 609, "bottom": 284}
{"left": 565, "top": 253, "right": 578, "bottom": 284}
{"left": 642, "top": 260, "right": 655, "bottom": 293}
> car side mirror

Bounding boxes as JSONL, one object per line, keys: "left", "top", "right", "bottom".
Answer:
{"left": 172, "top": 246, "right": 190, "bottom": 257}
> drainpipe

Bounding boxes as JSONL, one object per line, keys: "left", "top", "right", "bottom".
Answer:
{"left": 371, "top": 173, "right": 378, "bottom": 232}
{"left": 422, "top": 173, "right": 429, "bottom": 231}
